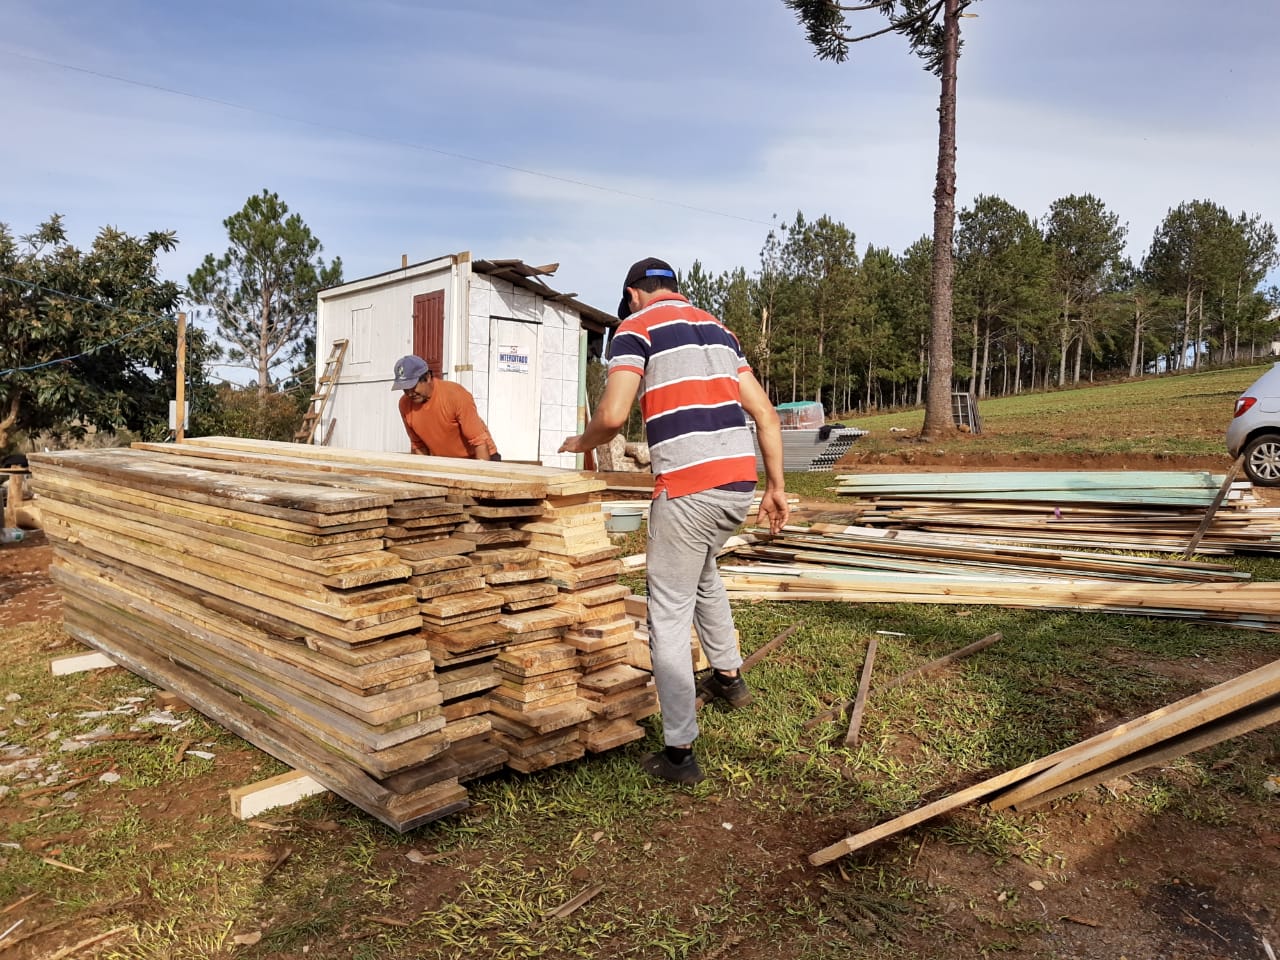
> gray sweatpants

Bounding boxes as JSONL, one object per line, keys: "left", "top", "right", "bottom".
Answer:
{"left": 646, "top": 487, "right": 755, "bottom": 747}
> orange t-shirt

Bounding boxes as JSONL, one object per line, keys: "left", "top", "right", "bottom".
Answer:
{"left": 397, "top": 380, "right": 497, "bottom": 459}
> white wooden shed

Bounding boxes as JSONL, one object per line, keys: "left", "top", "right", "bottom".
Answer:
{"left": 313, "top": 252, "right": 614, "bottom": 467}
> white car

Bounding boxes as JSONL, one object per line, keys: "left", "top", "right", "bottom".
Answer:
{"left": 1227, "top": 363, "right": 1280, "bottom": 485}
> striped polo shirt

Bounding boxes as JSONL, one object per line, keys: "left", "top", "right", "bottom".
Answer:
{"left": 608, "top": 292, "right": 758, "bottom": 499}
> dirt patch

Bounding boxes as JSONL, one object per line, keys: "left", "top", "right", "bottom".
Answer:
{"left": 3, "top": 474, "right": 1279, "bottom": 959}
{"left": 0, "top": 533, "right": 59, "bottom": 627}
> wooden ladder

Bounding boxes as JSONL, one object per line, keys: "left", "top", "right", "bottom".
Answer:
{"left": 295, "top": 339, "right": 349, "bottom": 444}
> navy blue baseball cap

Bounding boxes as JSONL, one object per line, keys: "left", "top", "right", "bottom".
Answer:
{"left": 618, "top": 257, "right": 677, "bottom": 320}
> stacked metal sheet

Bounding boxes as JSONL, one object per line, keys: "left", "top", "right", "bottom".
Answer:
{"left": 750, "top": 423, "right": 869, "bottom": 473}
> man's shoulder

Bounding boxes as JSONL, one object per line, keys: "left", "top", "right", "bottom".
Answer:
{"left": 438, "top": 380, "right": 477, "bottom": 406}
{"left": 628, "top": 295, "right": 721, "bottom": 329}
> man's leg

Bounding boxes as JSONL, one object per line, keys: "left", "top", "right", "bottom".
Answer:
{"left": 645, "top": 490, "right": 742, "bottom": 748}
{"left": 691, "top": 489, "right": 754, "bottom": 672}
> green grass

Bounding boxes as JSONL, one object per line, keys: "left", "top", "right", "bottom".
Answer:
{"left": 6, "top": 367, "right": 1280, "bottom": 957}
{"left": 4, "top": 595, "right": 1279, "bottom": 959}
{"left": 831, "top": 363, "right": 1265, "bottom": 459}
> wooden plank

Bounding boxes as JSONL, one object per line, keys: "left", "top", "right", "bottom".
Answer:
{"left": 43, "top": 517, "right": 422, "bottom": 640}
{"left": 54, "top": 556, "right": 432, "bottom": 695}
{"left": 41, "top": 498, "right": 403, "bottom": 603}
{"left": 1183, "top": 455, "right": 1245, "bottom": 558}
{"left": 30, "top": 448, "right": 391, "bottom": 519}
{"left": 57, "top": 615, "right": 460, "bottom": 831}
{"left": 173, "top": 436, "right": 604, "bottom": 497}
{"left": 1009, "top": 693, "right": 1280, "bottom": 812}
{"left": 33, "top": 467, "right": 387, "bottom": 547}
{"left": 808, "top": 703, "right": 1189, "bottom": 866}
{"left": 229, "top": 770, "right": 329, "bottom": 820}
{"left": 50, "top": 651, "right": 118, "bottom": 675}
{"left": 844, "top": 637, "right": 878, "bottom": 748}
{"left": 60, "top": 592, "right": 443, "bottom": 745}
{"left": 131, "top": 441, "right": 449, "bottom": 500}
{"left": 989, "top": 658, "right": 1280, "bottom": 810}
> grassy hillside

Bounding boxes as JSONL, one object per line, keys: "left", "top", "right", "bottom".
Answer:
{"left": 833, "top": 363, "right": 1274, "bottom": 459}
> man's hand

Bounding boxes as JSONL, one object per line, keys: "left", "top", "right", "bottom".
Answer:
{"left": 756, "top": 489, "right": 790, "bottom": 534}
{"left": 559, "top": 434, "right": 589, "bottom": 454}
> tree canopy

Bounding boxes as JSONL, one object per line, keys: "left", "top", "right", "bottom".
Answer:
{"left": 640, "top": 191, "right": 1276, "bottom": 430}
{"left": 188, "top": 190, "right": 343, "bottom": 398}
{"left": 783, "top": 0, "right": 975, "bottom": 437}
{"left": 0, "top": 215, "right": 217, "bottom": 450}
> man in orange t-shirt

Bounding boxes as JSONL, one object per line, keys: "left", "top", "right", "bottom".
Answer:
{"left": 392, "top": 355, "right": 500, "bottom": 460}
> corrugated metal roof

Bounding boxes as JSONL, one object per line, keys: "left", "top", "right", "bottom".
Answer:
{"left": 320, "top": 252, "right": 616, "bottom": 332}
{"left": 471, "top": 257, "right": 616, "bottom": 331}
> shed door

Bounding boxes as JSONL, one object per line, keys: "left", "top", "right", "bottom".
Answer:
{"left": 487, "top": 318, "right": 541, "bottom": 463}
{"left": 413, "top": 292, "right": 444, "bottom": 377}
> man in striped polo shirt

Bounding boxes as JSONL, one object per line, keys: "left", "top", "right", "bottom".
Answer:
{"left": 560, "top": 257, "right": 788, "bottom": 785}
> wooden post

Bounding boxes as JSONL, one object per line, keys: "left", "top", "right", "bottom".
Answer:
{"left": 175, "top": 311, "right": 187, "bottom": 442}
{"left": 2, "top": 467, "right": 23, "bottom": 529}
{"left": 844, "top": 637, "right": 878, "bottom": 748}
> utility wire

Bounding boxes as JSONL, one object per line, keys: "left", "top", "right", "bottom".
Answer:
{"left": 0, "top": 275, "right": 319, "bottom": 388}
{"left": 0, "top": 275, "right": 176, "bottom": 375}
{"left": 8, "top": 49, "right": 775, "bottom": 229}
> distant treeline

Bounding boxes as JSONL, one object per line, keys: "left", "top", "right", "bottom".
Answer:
{"left": 680, "top": 196, "right": 1278, "bottom": 415}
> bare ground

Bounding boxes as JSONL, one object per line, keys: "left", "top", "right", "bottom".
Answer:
{"left": 2, "top": 450, "right": 1278, "bottom": 958}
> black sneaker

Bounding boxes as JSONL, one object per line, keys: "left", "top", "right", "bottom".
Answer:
{"left": 699, "top": 671, "right": 755, "bottom": 709}
{"left": 641, "top": 751, "right": 705, "bottom": 785}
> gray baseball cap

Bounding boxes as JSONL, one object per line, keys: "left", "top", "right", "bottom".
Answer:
{"left": 392, "top": 355, "right": 429, "bottom": 390}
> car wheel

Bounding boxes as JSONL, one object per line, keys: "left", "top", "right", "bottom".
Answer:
{"left": 1242, "top": 433, "right": 1280, "bottom": 486}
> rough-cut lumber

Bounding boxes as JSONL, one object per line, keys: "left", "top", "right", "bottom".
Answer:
{"left": 1183, "top": 455, "right": 1245, "bottom": 558}
{"left": 1007, "top": 693, "right": 1280, "bottom": 812}
{"left": 844, "top": 637, "right": 878, "bottom": 748}
{"left": 229, "top": 770, "right": 329, "bottom": 820}
{"left": 809, "top": 657, "right": 1280, "bottom": 864}
{"left": 29, "top": 439, "right": 660, "bottom": 830}
{"left": 50, "top": 651, "right": 118, "bottom": 675}
{"left": 988, "top": 657, "right": 1280, "bottom": 810}
{"left": 822, "top": 470, "right": 1280, "bottom": 556}
{"left": 175, "top": 436, "right": 603, "bottom": 498}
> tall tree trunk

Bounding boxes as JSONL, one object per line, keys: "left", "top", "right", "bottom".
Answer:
{"left": 0, "top": 393, "right": 20, "bottom": 450}
{"left": 257, "top": 291, "right": 272, "bottom": 399}
{"left": 1178, "top": 286, "right": 1192, "bottom": 371}
{"left": 1194, "top": 289, "right": 1204, "bottom": 370}
{"left": 978, "top": 321, "right": 991, "bottom": 399}
{"left": 1129, "top": 297, "right": 1143, "bottom": 378}
{"left": 815, "top": 311, "right": 826, "bottom": 407}
{"left": 920, "top": 0, "right": 960, "bottom": 439}
{"left": 1057, "top": 294, "right": 1070, "bottom": 387}
{"left": 1072, "top": 321, "right": 1084, "bottom": 385}
{"left": 968, "top": 315, "right": 979, "bottom": 396}
{"left": 916, "top": 333, "right": 926, "bottom": 405}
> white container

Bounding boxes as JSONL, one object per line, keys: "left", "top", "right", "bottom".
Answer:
{"left": 604, "top": 506, "right": 644, "bottom": 533}
{"left": 1, "top": 527, "right": 23, "bottom": 544}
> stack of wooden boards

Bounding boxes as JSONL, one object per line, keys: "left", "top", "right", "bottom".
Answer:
{"left": 720, "top": 521, "right": 1280, "bottom": 630}
{"left": 828, "top": 470, "right": 1280, "bottom": 555}
{"left": 30, "top": 437, "right": 659, "bottom": 832}
{"left": 809, "top": 655, "right": 1280, "bottom": 865}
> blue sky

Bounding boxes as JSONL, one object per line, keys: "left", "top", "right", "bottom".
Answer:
{"left": 2, "top": 1, "right": 1277, "bottom": 381}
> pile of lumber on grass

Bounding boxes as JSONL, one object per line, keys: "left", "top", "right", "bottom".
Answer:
{"left": 809, "top": 654, "right": 1280, "bottom": 865}
{"left": 830, "top": 470, "right": 1280, "bottom": 555}
{"left": 720, "top": 522, "right": 1280, "bottom": 630}
{"left": 30, "top": 438, "right": 660, "bottom": 832}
